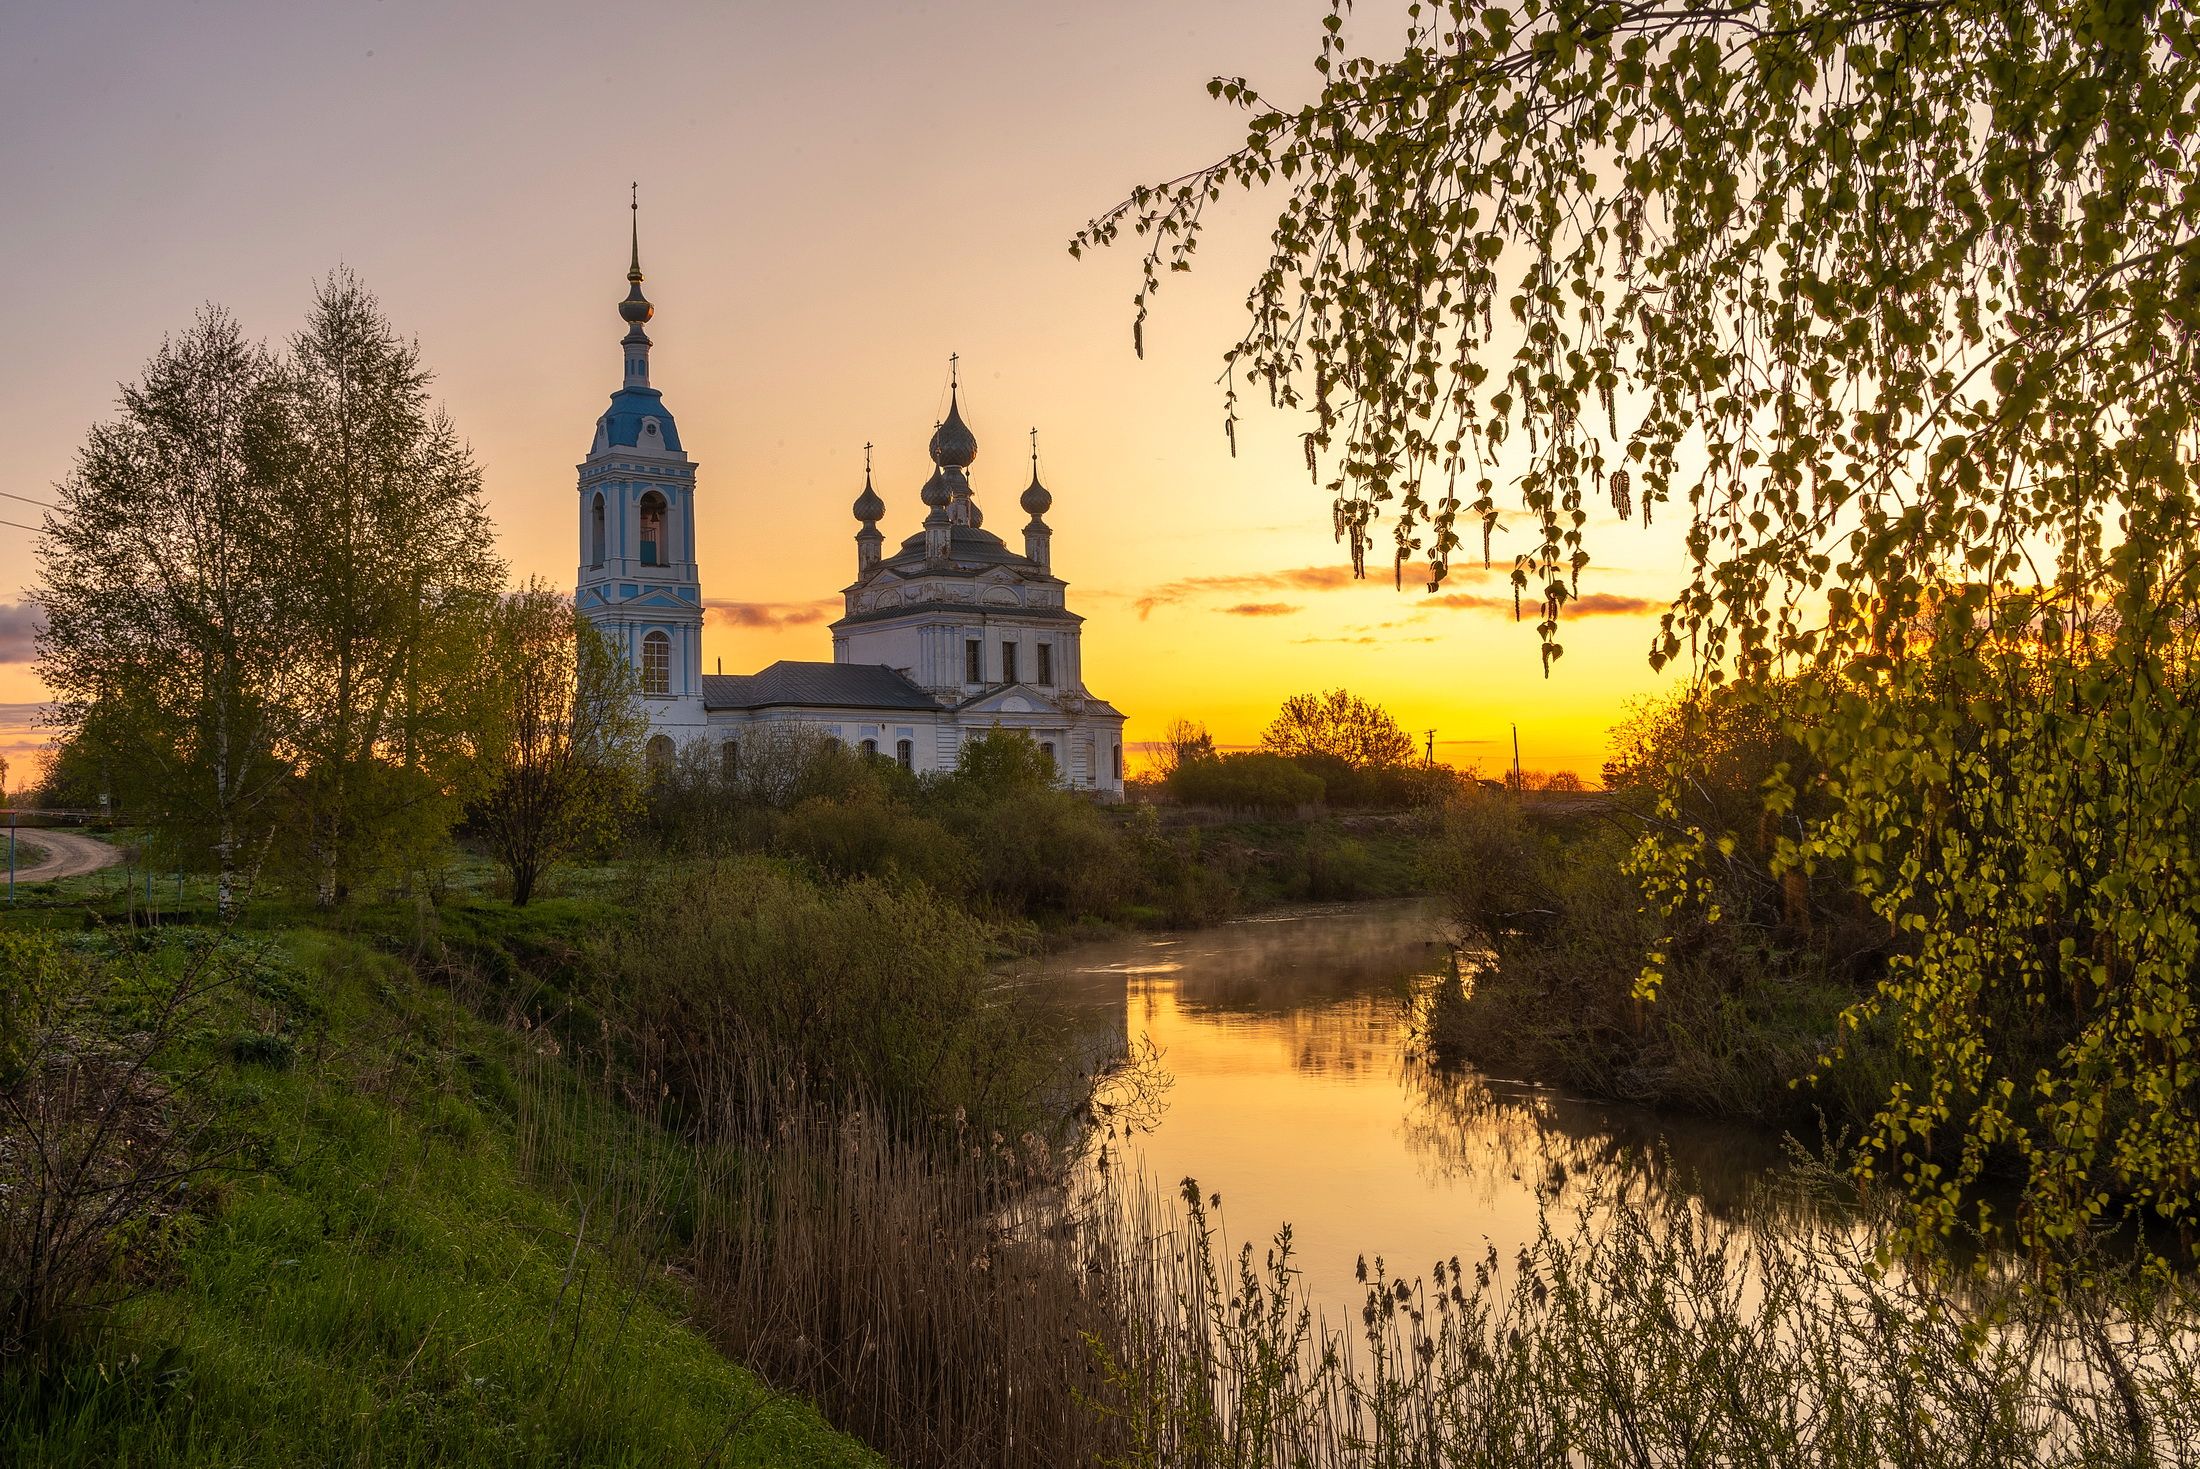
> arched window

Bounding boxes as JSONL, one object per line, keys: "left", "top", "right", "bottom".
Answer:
{"left": 641, "top": 631, "right": 671, "bottom": 695}
{"left": 721, "top": 738, "right": 739, "bottom": 780}
{"left": 645, "top": 734, "right": 674, "bottom": 774}
{"left": 590, "top": 494, "right": 605, "bottom": 567}
{"left": 895, "top": 739, "right": 913, "bottom": 770}
{"left": 859, "top": 738, "right": 879, "bottom": 758}
{"left": 638, "top": 490, "right": 668, "bottom": 566}
{"left": 1112, "top": 744, "right": 1123, "bottom": 781}
{"left": 1041, "top": 741, "right": 1057, "bottom": 773}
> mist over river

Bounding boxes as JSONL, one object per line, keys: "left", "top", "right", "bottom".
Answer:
{"left": 1032, "top": 900, "right": 1797, "bottom": 1326}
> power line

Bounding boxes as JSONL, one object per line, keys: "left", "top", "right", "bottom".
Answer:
{"left": 0, "top": 518, "right": 42, "bottom": 534}
{"left": 0, "top": 490, "right": 54, "bottom": 510}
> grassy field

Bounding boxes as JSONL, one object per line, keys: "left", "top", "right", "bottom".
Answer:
{"left": 0, "top": 904, "right": 882, "bottom": 1469}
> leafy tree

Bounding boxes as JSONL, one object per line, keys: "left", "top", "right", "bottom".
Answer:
{"left": 469, "top": 583, "right": 647, "bottom": 906}
{"left": 265, "top": 272, "right": 506, "bottom": 903}
{"left": 1140, "top": 717, "right": 1218, "bottom": 778}
{"left": 34, "top": 309, "right": 293, "bottom": 916}
{"left": 1260, "top": 689, "right": 1414, "bottom": 770}
{"left": 946, "top": 727, "right": 1058, "bottom": 798}
{"left": 1080, "top": 2, "right": 2200, "bottom": 1259}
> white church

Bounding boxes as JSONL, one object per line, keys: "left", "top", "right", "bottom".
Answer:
{"left": 572, "top": 205, "right": 1127, "bottom": 796}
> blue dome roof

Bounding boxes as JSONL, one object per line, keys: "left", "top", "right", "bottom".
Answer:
{"left": 597, "top": 387, "right": 682, "bottom": 452}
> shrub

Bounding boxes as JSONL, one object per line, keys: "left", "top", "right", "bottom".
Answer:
{"left": 1426, "top": 792, "right": 1859, "bottom": 1119}
{"left": 1301, "top": 827, "right": 1380, "bottom": 900}
{"left": 1166, "top": 752, "right": 1325, "bottom": 812}
{"left": 1121, "top": 808, "right": 1246, "bottom": 926}
{"left": 954, "top": 789, "right": 1133, "bottom": 920}
{"left": 1, "top": 935, "right": 221, "bottom": 1362}
{"left": 776, "top": 793, "right": 973, "bottom": 893}
{"left": 589, "top": 859, "right": 1078, "bottom": 1139}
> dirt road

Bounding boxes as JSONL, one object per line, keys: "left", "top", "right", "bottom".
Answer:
{"left": 8, "top": 827, "right": 124, "bottom": 883}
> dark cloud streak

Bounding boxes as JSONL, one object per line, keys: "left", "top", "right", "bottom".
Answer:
{"left": 705, "top": 599, "right": 837, "bottom": 630}
{"left": 0, "top": 602, "right": 45, "bottom": 663}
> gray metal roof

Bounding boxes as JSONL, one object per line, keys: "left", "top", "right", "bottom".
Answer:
{"left": 877, "top": 525, "right": 1043, "bottom": 574}
{"left": 702, "top": 661, "right": 942, "bottom": 712}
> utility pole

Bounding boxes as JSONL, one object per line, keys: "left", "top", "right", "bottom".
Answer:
{"left": 1511, "top": 723, "right": 1522, "bottom": 790}
{"left": 1424, "top": 729, "right": 1436, "bottom": 768}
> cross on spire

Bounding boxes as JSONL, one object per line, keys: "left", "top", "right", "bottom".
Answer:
{"left": 628, "top": 182, "right": 642, "bottom": 280}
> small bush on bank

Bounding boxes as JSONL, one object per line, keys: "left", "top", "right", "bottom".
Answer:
{"left": 776, "top": 793, "right": 974, "bottom": 891}
{"left": 1426, "top": 793, "right": 1861, "bottom": 1120}
{"left": 585, "top": 859, "right": 1079, "bottom": 1141}
{"left": 1300, "top": 826, "right": 1382, "bottom": 900}
{"left": 0, "top": 933, "right": 221, "bottom": 1364}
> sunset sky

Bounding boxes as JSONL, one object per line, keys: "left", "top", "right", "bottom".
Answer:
{"left": 0, "top": 0, "right": 1690, "bottom": 784}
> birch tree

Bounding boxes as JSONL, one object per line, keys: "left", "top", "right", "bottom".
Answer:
{"left": 265, "top": 272, "right": 505, "bottom": 903}
{"left": 1082, "top": 1, "right": 2200, "bottom": 1262}
{"left": 34, "top": 309, "right": 291, "bottom": 917}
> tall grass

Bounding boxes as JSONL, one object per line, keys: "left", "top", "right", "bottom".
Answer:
{"left": 518, "top": 1019, "right": 2200, "bottom": 1469}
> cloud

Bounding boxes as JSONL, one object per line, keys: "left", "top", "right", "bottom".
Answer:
{"left": 1423, "top": 590, "right": 1660, "bottom": 618}
{"left": 1135, "top": 562, "right": 1464, "bottom": 618}
{"left": 0, "top": 702, "right": 53, "bottom": 778}
{"left": 706, "top": 599, "right": 837, "bottom": 629}
{"left": 1292, "top": 634, "right": 1439, "bottom": 645}
{"left": 0, "top": 603, "right": 45, "bottom": 663}
{"left": 1570, "top": 592, "right": 1663, "bottom": 617}
{"left": 1219, "top": 602, "right": 1301, "bottom": 618}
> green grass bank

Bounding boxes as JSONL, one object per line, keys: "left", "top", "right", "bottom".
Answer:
{"left": 0, "top": 905, "right": 882, "bottom": 1469}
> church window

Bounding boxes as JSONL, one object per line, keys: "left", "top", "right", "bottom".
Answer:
{"left": 1041, "top": 741, "right": 1056, "bottom": 774}
{"left": 965, "top": 639, "right": 983, "bottom": 685}
{"left": 590, "top": 494, "right": 605, "bottom": 567}
{"left": 645, "top": 734, "right": 674, "bottom": 775}
{"left": 642, "top": 631, "right": 670, "bottom": 695}
{"left": 1112, "top": 745, "right": 1123, "bottom": 781}
{"left": 721, "top": 738, "right": 739, "bottom": 780}
{"left": 639, "top": 491, "right": 667, "bottom": 566}
{"left": 896, "top": 739, "right": 913, "bottom": 770}
{"left": 1002, "top": 642, "right": 1018, "bottom": 685}
{"left": 860, "top": 738, "right": 878, "bottom": 758}
{"left": 1037, "top": 643, "right": 1053, "bottom": 685}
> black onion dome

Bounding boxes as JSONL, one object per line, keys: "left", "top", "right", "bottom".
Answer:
{"left": 928, "top": 393, "right": 978, "bottom": 468}
{"left": 619, "top": 279, "right": 654, "bottom": 325}
{"left": 853, "top": 474, "right": 885, "bottom": 523}
{"left": 920, "top": 467, "right": 951, "bottom": 508}
{"left": 968, "top": 501, "right": 984, "bottom": 529}
{"left": 1020, "top": 470, "right": 1052, "bottom": 518}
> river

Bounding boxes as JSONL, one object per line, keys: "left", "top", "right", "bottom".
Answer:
{"left": 1032, "top": 899, "right": 1797, "bottom": 1328}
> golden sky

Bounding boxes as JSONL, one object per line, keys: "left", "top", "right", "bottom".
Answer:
{"left": 0, "top": 1, "right": 1689, "bottom": 785}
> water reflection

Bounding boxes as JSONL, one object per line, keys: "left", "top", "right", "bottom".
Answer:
{"left": 1028, "top": 900, "right": 1798, "bottom": 1325}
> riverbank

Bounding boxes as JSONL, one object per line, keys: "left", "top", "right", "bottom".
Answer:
{"left": 0, "top": 905, "right": 883, "bottom": 1467}
{"left": 1420, "top": 796, "right": 1893, "bottom": 1130}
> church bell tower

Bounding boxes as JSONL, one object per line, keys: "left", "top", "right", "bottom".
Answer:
{"left": 574, "top": 188, "right": 707, "bottom": 747}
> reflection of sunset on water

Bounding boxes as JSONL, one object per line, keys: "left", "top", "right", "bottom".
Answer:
{"left": 1033, "top": 901, "right": 1792, "bottom": 1327}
